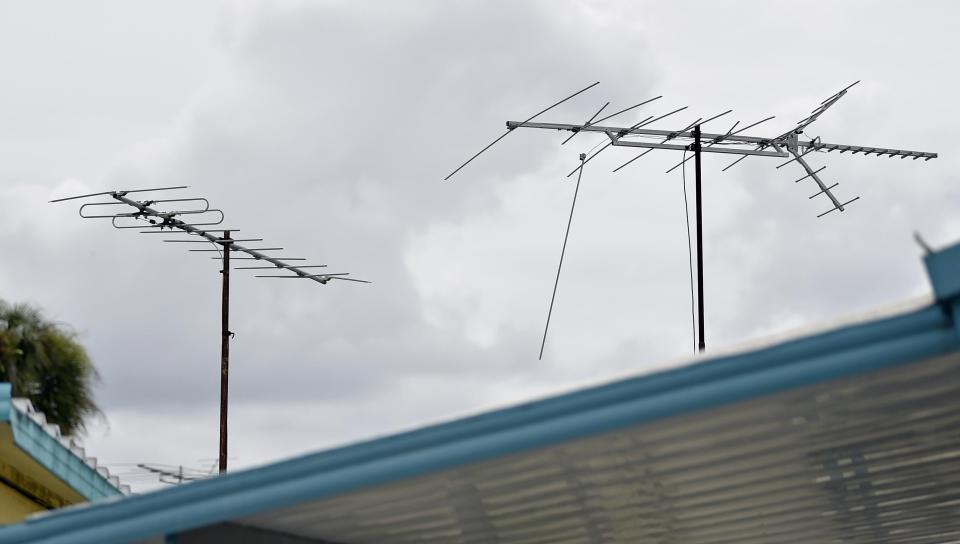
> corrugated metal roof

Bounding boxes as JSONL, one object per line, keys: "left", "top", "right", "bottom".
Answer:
{"left": 240, "top": 350, "right": 960, "bottom": 543}
{"left": 1, "top": 240, "right": 959, "bottom": 544}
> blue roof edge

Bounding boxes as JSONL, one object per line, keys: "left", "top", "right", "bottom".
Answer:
{"left": 0, "top": 383, "right": 11, "bottom": 422}
{"left": 0, "top": 383, "right": 125, "bottom": 502}
{"left": 4, "top": 305, "right": 958, "bottom": 544}
{"left": 2, "top": 244, "right": 959, "bottom": 544}
{"left": 925, "top": 238, "right": 960, "bottom": 302}
{"left": 924, "top": 239, "right": 960, "bottom": 335}
{"left": 925, "top": 239, "right": 960, "bottom": 302}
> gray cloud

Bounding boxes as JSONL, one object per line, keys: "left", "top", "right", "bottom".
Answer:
{"left": 1, "top": 1, "right": 957, "bottom": 490}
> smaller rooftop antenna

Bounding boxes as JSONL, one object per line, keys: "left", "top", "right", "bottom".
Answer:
{"left": 52, "top": 186, "right": 369, "bottom": 474}
{"left": 136, "top": 463, "right": 213, "bottom": 485}
{"left": 446, "top": 81, "right": 937, "bottom": 357}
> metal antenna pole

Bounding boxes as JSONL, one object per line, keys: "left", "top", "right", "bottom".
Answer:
{"left": 219, "top": 231, "right": 231, "bottom": 474}
{"left": 693, "top": 125, "right": 705, "bottom": 352}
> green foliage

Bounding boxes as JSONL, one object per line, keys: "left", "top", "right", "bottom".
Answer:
{"left": 0, "top": 300, "right": 101, "bottom": 436}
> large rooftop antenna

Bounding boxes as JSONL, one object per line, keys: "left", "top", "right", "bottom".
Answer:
{"left": 51, "top": 186, "right": 368, "bottom": 473}
{"left": 446, "top": 81, "right": 937, "bottom": 357}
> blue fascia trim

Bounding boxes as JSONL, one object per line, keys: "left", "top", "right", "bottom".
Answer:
{"left": 2, "top": 302, "right": 957, "bottom": 544}
{"left": 0, "top": 383, "right": 11, "bottom": 422}
{"left": 0, "top": 383, "right": 122, "bottom": 503}
{"left": 925, "top": 239, "right": 960, "bottom": 302}
{"left": 9, "top": 409, "right": 122, "bottom": 502}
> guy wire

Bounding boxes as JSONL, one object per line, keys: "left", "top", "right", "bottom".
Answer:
{"left": 540, "top": 154, "right": 587, "bottom": 360}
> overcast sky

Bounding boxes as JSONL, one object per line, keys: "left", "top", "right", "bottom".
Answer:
{"left": 2, "top": 1, "right": 958, "bottom": 491}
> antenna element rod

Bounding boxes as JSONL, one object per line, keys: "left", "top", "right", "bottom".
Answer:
{"left": 444, "top": 81, "right": 600, "bottom": 180}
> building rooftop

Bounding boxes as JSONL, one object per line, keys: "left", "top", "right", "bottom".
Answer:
{"left": 2, "top": 241, "right": 959, "bottom": 543}
{"left": 0, "top": 382, "right": 128, "bottom": 525}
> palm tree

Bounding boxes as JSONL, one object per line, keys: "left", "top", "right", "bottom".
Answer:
{"left": 0, "top": 300, "right": 101, "bottom": 436}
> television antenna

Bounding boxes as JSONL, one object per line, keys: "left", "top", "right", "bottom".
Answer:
{"left": 51, "top": 186, "right": 368, "bottom": 473}
{"left": 446, "top": 81, "right": 937, "bottom": 357}
{"left": 136, "top": 463, "right": 214, "bottom": 485}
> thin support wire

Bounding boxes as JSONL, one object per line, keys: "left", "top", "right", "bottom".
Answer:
{"left": 540, "top": 154, "right": 587, "bottom": 360}
{"left": 208, "top": 233, "right": 225, "bottom": 260}
{"left": 681, "top": 148, "right": 696, "bottom": 354}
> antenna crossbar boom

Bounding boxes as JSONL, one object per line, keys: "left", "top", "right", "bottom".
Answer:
{"left": 102, "top": 192, "right": 349, "bottom": 285}
{"left": 607, "top": 136, "right": 787, "bottom": 157}
{"left": 507, "top": 120, "right": 774, "bottom": 144}
{"left": 808, "top": 141, "right": 937, "bottom": 160}
{"left": 505, "top": 120, "right": 938, "bottom": 160}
